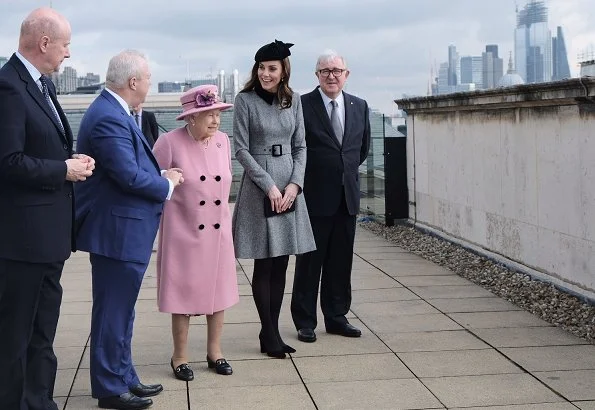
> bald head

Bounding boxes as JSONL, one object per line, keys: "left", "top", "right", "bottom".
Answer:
{"left": 18, "top": 7, "right": 71, "bottom": 75}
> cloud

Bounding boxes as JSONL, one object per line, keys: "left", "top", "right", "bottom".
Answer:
{"left": 0, "top": 0, "right": 591, "bottom": 115}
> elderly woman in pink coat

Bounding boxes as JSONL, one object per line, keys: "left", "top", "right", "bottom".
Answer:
{"left": 153, "top": 85, "right": 239, "bottom": 381}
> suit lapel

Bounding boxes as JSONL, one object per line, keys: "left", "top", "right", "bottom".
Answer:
{"left": 342, "top": 92, "right": 354, "bottom": 146}
{"left": 310, "top": 89, "right": 341, "bottom": 149}
{"left": 11, "top": 55, "right": 70, "bottom": 145}
{"left": 101, "top": 90, "right": 161, "bottom": 172}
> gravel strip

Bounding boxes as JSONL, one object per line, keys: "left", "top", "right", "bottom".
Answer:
{"left": 359, "top": 220, "right": 595, "bottom": 344}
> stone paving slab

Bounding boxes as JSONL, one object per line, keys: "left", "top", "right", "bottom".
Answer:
{"left": 53, "top": 228, "right": 588, "bottom": 409}
{"left": 473, "top": 326, "right": 590, "bottom": 348}
{"left": 293, "top": 352, "right": 414, "bottom": 383}
{"left": 190, "top": 384, "right": 315, "bottom": 410}
{"left": 379, "top": 330, "right": 491, "bottom": 352}
{"left": 534, "top": 370, "right": 595, "bottom": 401}
{"left": 306, "top": 379, "right": 444, "bottom": 409}
{"left": 427, "top": 297, "right": 523, "bottom": 313}
{"left": 421, "top": 373, "right": 564, "bottom": 408}
{"left": 410, "top": 285, "right": 496, "bottom": 299}
{"left": 500, "top": 345, "right": 595, "bottom": 371}
{"left": 351, "top": 299, "right": 441, "bottom": 319}
{"left": 449, "top": 311, "right": 553, "bottom": 329}
{"left": 363, "top": 312, "right": 463, "bottom": 333}
{"left": 450, "top": 404, "right": 578, "bottom": 410}
{"left": 396, "top": 274, "right": 474, "bottom": 286}
{"left": 372, "top": 260, "right": 456, "bottom": 276}
{"left": 352, "top": 287, "right": 421, "bottom": 303}
{"left": 399, "top": 349, "right": 523, "bottom": 377}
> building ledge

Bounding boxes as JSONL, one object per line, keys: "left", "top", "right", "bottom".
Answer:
{"left": 395, "top": 78, "right": 595, "bottom": 113}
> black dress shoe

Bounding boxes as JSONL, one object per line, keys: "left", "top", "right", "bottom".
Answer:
{"left": 297, "top": 328, "right": 317, "bottom": 343}
{"left": 326, "top": 323, "right": 362, "bottom": 337}
{"left": 171, "top": 358, "right": 194, "bottom": 381}
{"left": 129, "top": 383, "right": 163, "bottom": 398}
{"left": 206, "top": 355, "right": 233, "bottom": 375}
{"left": 98, "top": 392, "right": 152, "bottom": 410}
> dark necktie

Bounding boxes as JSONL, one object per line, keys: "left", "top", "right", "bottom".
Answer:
{"left": 330, "top": 100, "right": 343, "bottom": 145}
{"left": 134, "top": 113, "right": 141, "bottom": 128}
{"left": 39, "top": 75, "right": 65, "bottom": 135}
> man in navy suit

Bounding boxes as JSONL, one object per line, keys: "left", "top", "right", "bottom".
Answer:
{"left": 75, "top": 50, "right": 183, "bottom": 410}
{"left": 0, "top": 7, "right": 94, "bottom": 409}
{"left": 131, "top": 103, "right": 159, "bottom": 147}
{"left": 291, "top": 50, "right": 370, "bottom": 343}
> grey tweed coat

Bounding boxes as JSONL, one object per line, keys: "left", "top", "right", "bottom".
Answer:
{"left": 231, "top": 90, "right": 316, "bottom": 259}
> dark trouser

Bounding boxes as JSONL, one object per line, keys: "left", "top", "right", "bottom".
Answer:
{"left": 0, "top": 258, "right": 64, "bottom": 410}
{"left": 89, "top": 254, "right": 145, "bottom": 399}
{"left": 291, "top": 195, "right": 356, "bottom": 330}
{"left": 252, "top": 255, "right": 290, "bottom": 351}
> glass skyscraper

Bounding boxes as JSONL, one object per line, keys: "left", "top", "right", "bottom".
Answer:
{"left": 514, "top": 1, "right": 552, "bottom": 83}
{"left": 552, "top": 26, "right": 571, "bottom": 81}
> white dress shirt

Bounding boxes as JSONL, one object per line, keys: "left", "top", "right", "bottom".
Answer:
{"left": 318, "top": 88, "right": 345, "bottom": 130}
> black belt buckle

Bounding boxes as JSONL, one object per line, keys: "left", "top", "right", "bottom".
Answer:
{"left": 271, "top": 144, "right": 283, "bottom": 157}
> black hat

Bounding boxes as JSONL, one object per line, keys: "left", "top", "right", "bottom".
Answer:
{"left": 254, "top": 39, "right": 294, "bottom": 62}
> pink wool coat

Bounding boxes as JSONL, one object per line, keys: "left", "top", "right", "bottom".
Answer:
{"left": 153, "top": 127, "right": 239, "bottom": 314}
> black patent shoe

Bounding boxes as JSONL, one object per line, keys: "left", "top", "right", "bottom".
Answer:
{"left": 206, "top": 355, "right": 233, "bottom": 375}
{"left": 297, "top": 328, "right": 317, "bottom": 343}
{"left": 98, "top": 392, "right": 152, "bottom": 409}
{"left": 170, "top": 358, "right": 194, "bottom": 381}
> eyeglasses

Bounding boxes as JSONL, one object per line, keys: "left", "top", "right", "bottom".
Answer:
{"left": 317, "top": 68, "right": 347, "bottom": 78}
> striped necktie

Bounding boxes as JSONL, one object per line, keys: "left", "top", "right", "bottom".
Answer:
{"left": 39, "top": 75, "right": 65, "bottom": 135}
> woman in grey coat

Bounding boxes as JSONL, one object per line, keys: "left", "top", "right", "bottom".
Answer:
{"left": 232, "top": 40, "right": 316, "bottom": 358}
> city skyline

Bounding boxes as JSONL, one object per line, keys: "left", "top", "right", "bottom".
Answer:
{"left": 0, "top": 0, "right": 592, "bottom": 115}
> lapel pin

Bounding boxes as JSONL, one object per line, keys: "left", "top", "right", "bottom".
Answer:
{"left": 216, "top": 142, "right": 222, "bottom": 148}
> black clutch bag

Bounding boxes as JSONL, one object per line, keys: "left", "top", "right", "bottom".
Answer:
{"left": 264, "top": 196, "right": 296, "bottom": 217}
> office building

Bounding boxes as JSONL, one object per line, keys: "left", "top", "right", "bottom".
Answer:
{"left": 448, "top": 45, "right": 459, "bottom": 86}
{"left": 460, "top": 56, "right": 483, "bottom": 87}
{"left": 158, "top": 81, "right": 183, "bottom": 93}
{"left": 482, "top": 45, "right": 504, "bottom": 89}
{"left": 552, "top": 26, "right": 571, "bottom": 81}
{"left": 515, "top": 0, "right": 552, "bottom": 83}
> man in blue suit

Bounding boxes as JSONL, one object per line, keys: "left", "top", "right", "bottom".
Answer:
{"left": 0, "top": 8, "right": 94, "bottom": 410}
{"left": 75, "top": 50, "right": 183, "bottom": 410}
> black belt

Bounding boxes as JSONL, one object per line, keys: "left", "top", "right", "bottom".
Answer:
{"left": 250, "top": 144, "right": 291, "bottom": 157}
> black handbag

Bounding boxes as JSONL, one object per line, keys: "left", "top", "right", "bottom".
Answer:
{"left": 264, "top": 196, "right": 296, "bottom": 217}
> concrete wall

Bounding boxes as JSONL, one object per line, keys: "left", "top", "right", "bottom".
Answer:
{"left": 396, "top": 78, "right": 595, "bottom": 301}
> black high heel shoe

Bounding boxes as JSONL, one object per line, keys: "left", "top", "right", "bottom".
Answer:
{"left": 281, "top": 344, "right": 296, "bottom": 354}
{"left": 206, "top": 355, "right": 233, "bottom": 375}
{"left": 259, "top": 340, "right": 286, "bottom": 359}
{"left": 170, "top": 358, "right": 194, "bottom": 381}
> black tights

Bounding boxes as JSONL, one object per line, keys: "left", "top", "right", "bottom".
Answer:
{"left": 252, "top": 255, "right": 289, "bottom": 351}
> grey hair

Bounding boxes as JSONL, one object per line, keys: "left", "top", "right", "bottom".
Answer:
{"left": 315, "top": 49, "right": 347, "bottom": 71}
{"left": 105, "top": 49, "right": 147, "bottom": 90}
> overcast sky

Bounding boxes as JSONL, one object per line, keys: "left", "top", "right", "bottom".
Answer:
{"left": 0, "top": 0, "right": 593, "bottom": 115}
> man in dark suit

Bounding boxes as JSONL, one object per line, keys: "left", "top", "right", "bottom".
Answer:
{"left": 0, "top": 7, "right": 94, "bottom": 409}
{"left": 131, "top": 103, "right": 159, "bottom": 147}
{"left": 75, "top": 49, "right": 183, "bottom": 410}
{"left": 291, "top": 50, "right": 370, "bottom": 343}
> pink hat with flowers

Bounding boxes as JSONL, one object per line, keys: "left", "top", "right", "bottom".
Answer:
{"left": 176, "top": 85, "right": 233, "bottom": 120}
